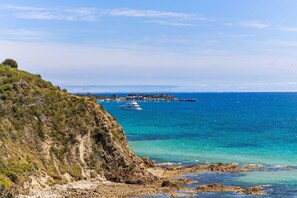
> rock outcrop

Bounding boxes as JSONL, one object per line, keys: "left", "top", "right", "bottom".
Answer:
{"left": 196, "top": 183, "right": 265, "bottom": 195}
{"left": 0, "top": 65, "right": 155, "bottom": 197}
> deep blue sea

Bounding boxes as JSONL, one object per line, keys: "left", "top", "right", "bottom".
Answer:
{"left": 100, "top": 93, "right": 297, "bottom": 197}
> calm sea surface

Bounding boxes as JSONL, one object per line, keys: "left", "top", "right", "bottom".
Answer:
{"left": 101, "top": 93, "right": 297, "bottom": 197}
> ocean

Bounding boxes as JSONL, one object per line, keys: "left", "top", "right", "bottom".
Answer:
{"left": 100, "top": 93, "right": 297, "bottom": 197}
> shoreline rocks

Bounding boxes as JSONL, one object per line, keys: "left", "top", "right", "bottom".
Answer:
{"left": 196, "top": 183, "right": 265, "bottom": 195}
{"left": 16, "top": 163, "right": 267, "bottom": 197}
{"left": 156, "top": 163, "right": 257, "bottom": 179}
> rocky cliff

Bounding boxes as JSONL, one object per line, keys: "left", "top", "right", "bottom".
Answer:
{"left": 0, "top": 65, "right": 155, "bottom": 197}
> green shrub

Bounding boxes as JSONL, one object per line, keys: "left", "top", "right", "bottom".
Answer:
{"left": 92, "top": 127, "right": 105, "bottom": 143}
{"left": 50, "top": 147, "right": 66, "bottom": 161}
{"left": 69, "top": 165, "right": 81, "bottom": 179}
{"left": 1, "top": 93, "right": 8, "bottom": 100}
{"left": 2, "top": 84, "right": 13, "bottom": 91}
{"left": 36, "top": 121, "right": 45, "bottom": 141}
{"left": 5, "top": 171, "right": 19, "bottom": 184}
{"left": 2, "top": 59, "right": 18, "bottom": 69}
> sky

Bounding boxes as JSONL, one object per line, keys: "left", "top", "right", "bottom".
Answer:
{"left": 1, "top": 0, "right": 297, "bottom": 92}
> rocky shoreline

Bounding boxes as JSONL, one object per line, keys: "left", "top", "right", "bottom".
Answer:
{"left": 16, "top": 163, "right": 266, "bottom": 198}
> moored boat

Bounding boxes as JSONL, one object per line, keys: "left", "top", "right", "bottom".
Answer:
{"left": 120, "top": 101, "right": 142, "bottom": 110}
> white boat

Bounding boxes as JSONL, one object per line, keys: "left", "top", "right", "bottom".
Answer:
{"left": 120, "top": 101, "right": 142, "bottom": 110}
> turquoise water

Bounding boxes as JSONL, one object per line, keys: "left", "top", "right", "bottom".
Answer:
{"left": 101, "top": 93, "right": 297, "bottom": 197}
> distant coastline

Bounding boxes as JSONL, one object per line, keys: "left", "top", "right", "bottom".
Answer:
{"left": 76, "top": 93, "right": 198, "bottom": 102}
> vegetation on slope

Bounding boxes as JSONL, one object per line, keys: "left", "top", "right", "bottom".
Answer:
{"left": 0, "top": 63, "right": 155, "bottom": 197}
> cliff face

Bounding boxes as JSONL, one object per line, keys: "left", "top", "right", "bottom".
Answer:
{"left": 0, "top": 65, "right": 155, "bottom": 196}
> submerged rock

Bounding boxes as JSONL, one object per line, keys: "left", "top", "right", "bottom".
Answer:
{"left": 159, "top": 163, "right": 255, "bottom": 178}
{"left": 196, "top": 183, "right": 265, "bottom": 195}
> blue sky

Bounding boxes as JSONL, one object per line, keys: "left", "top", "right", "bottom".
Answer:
{"left": 1, "top": 0, "right": 297, "bottom": 92}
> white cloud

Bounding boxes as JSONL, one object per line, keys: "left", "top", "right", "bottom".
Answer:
{"left": 107, "top": 8, "right": 211, "bottom": 28}
{"left": 1, "top": 5, "right": 97, "bottom": 21}
{"left": 146, "top": 20, "right": 193, "bottom": 27}
{"left": 240, "top": 21, "right": 270, "bottom": 29}
{"left": 109, "top": 8, "right": 205, "bottom": 20}
{"left": 110, "top": 8, "right": 184, "bottom": 17}
{"left": 1, "top": 5, "right": 209, "bottom": 25}
{"left": 3, "top": 5, "right": 44, "bottom": 11}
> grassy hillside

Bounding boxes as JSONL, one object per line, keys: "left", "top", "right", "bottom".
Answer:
{"left": 0, "top": 64, "right": 154, "bottom": 197}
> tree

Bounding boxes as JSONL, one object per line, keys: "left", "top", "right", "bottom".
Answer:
{"left": 2, "top": 58, "right": 18, "bottom": 68}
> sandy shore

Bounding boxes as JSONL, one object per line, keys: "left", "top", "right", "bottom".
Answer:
{"left": 16, "top": 163, "right": 265, "bottom": 198}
